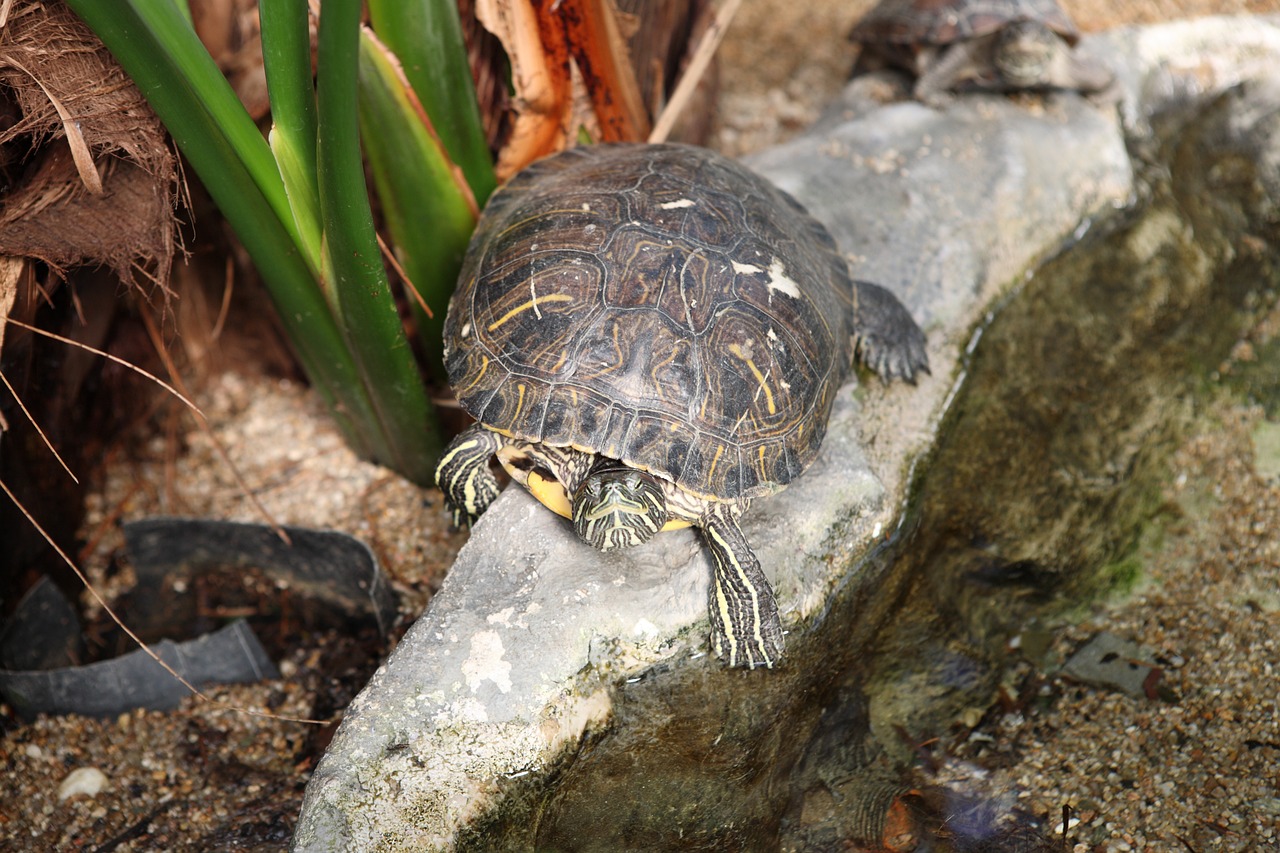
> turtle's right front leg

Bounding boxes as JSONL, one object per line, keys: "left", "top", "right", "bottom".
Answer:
{"left": 700, "top": 504, "right": 785, "bottom": 669}
{"left": 435, "top": 424, "right": 504, "bottom": 528}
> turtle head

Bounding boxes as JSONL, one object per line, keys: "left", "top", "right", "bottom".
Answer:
{"left": 572, "top": 459, "right": 667, "bottom": 551}
{"left": 993, "top": 20, "right": 1059, "bottom": 88}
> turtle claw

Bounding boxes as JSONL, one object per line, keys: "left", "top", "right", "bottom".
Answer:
{"left": 862, "top": 329, "right": 931, "bottom": 384}
{"left": 449, "top": 506, "right": 477, "bottom": 531}
{"left": 851, "top": 280, "right": 930, "bottom": 384}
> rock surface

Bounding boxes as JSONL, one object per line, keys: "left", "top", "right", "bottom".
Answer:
{"left": 292, "top": 17, "right": 1280, "bottom": 851}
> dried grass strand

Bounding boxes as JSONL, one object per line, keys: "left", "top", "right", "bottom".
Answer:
{"left": 649, "top": 0, "right": 741, "bottom": 143}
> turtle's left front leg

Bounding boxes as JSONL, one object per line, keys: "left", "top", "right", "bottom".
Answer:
{"left": 435, "top": 424, "right": 504, "bottom": 528}
{"left": 700, "top": 503, "right": 784, "bottom": 668}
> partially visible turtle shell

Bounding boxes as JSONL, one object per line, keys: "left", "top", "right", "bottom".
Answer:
{"left": 849, "top": 0, "right": 1080, "bottom": 48}
{"left": 443, "top": 143, "right": 856, "bottom": 503}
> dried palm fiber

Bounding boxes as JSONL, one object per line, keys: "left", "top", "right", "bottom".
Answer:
{"left": 0, "top": 0, "right": 179, "bottom": 298}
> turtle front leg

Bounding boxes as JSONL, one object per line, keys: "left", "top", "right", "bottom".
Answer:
{"left": 435, "top": 424, "right": 504, "bottom": 528}
{"left": 913, "top": 40, "right": 986, "bottom": 107}
{"left": 699, "top": 504, "right": 784, "bottom": 669}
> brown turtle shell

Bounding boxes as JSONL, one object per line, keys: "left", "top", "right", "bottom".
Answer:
{"left": 849, "top": 0, "right": 1080, "bottom": 48}
{"left": 443, "top": 143, "right": 855, "bottom": 502}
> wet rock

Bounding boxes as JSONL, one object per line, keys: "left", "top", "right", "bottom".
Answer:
{"left": 864, "top": 76, "right": 1280, "bottom": 747}
{"left": 292, "top": 17, "right": 1280, "bottom": 851}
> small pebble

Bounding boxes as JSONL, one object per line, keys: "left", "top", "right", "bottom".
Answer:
{"left": 58, "top": 767, "right": 109, "bottom": 801}
{"left": 1252, "top": 797, "right": 1280, "bottom": 816}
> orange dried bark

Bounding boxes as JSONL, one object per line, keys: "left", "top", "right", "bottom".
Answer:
{"left": 476, "top": 0, "right": 653, "bottom": 179}
{"left": 475, "top": 0, "right": 573, "bottom": 180}
{"left": 557, "top": 0, "right": 650, "bottom": 143}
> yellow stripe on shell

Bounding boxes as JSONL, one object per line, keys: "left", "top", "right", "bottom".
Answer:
{"left": 485, "top": 293, "right": 574, "bottom": 332}
{"left": 705, "top": 444, "right": 725, "bottom": 483}
{"left": 728, "top": 343, "right": 776, "bottom": 415}
{"left": 456, "top": 355, "right": 490, "bottom": 396}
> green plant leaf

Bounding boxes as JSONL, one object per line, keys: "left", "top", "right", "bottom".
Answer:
{"left": 358, "top": 27, "right": 479, "bottom": 382}
{"left": 367, "top": 0, "right": 496, "bottom": 207}
{"left": 64, "top": 0, "right": 387, "bottom": 461}
{"left": 316, "top": 0, "right": 441, "bottom": 482}
{"left": 66, "top": 0, "right": 444, "bottom": 478}
{"left": 260, "top": 0, "right": 323, "bottom": 274}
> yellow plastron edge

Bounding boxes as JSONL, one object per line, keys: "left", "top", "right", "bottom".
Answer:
{"left": 496, "top": 452, "right": 692, "bottom": 532}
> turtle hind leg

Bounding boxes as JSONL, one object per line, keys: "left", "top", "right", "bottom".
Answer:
{"left": 850, "top": 280, "right": 931, "bottom": 385}
{"left": 699, "top": 504, "right": 784, "bottom": 669}
{"left": 435, "top": 424, "right": 504, "bottom": 528}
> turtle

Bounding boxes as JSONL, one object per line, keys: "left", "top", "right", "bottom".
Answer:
{"left": 848, "top": 0, "right": 1117, "bottom": 107}
{"left": 435, "top": 142, "right": 928, "bottom": 669}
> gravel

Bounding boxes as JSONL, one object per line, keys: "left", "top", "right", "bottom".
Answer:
{"left": 932, "top": 402, "right": 1280, "bottom": 850}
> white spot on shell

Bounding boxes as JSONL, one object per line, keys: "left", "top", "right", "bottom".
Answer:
{"left": 460, "top": 322, "right": 472, "bottom": 338}
{"left": 659, "top": 198, "right": 695, "bottom": 209}
{"left": 732, "top": 260, "right": 764, "bottom": 275}
{"left": 766, "top": 257, "right": 801, "bottom": 299}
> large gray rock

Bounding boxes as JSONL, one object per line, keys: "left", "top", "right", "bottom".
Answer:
{"left": 292, "top": 17, "right": 1280, "bottom": 851}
